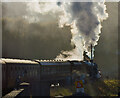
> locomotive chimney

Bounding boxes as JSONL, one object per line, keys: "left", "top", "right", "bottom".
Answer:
{"left": 91, "top": 44, "right": 93, "bottom": 63}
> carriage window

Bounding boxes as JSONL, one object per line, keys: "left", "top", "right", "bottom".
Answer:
{"left": 12, "top": 66, "right": 14, "bottom": 70}
{"left": 17, "top": 67, "right": 19, "bottom": 71}
{"left": 16, "top": 66, "right": 18, "bottom": 70}
{"left": 22, "top": 67, "right": 23, "bottom": 71}
{"left": 2, "top": 66, "right": 4, "bottom": 71}
{"left": 11, "top": 66, "right": 12, "bottom": 71}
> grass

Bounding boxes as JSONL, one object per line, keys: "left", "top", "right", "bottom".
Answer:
{"left": 50, "top": 79, "right": 120, "bottom": 97}
{"left": 103, "top": 79, "right": 120, "bottom": 96}
{"left": 50, "top": 86, "right": 73, "bottom": 96}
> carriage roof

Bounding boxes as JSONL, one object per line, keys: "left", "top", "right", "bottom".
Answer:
{"left": 1, "top": 58, "right": 38, "bottom": 64}
{"left": 0, "top": 58, "right": 85, "bottom": 66}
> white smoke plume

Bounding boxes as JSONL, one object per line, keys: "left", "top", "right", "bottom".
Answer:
{"left": 25, "top": 1, "right": 108, "bottom": 60}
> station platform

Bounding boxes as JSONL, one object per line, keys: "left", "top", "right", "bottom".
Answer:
{"left": 3, "top": 89, "right": 24, "bottom": 98}
{"left": 3, "top": 82, "right": 30, "bottom": 98}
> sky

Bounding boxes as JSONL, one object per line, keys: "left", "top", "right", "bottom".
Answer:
{"left": 94, "top": 2, "right": 118, "bottom": 78}
{"left": 1, "top": 2, "right": 118, "bottom": 78}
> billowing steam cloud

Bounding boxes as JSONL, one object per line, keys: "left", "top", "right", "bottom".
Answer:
{"left": 25, "top": 1, "right": 108, "bottom": 60}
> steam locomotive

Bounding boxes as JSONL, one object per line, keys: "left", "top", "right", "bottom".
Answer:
{"left": 1, "top": 57, "right": 101, "bottom": 96}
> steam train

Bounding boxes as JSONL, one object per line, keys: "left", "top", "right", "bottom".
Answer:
{"left": 1, "top": 57, "right": 101, "bottom": 96}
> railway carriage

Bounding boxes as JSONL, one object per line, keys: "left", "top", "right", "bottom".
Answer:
{"left": 1, "top": 58, "right": 39, "bottom": 96}
{"left": 1, "top": 58, "right": 101, "bottom": 96}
